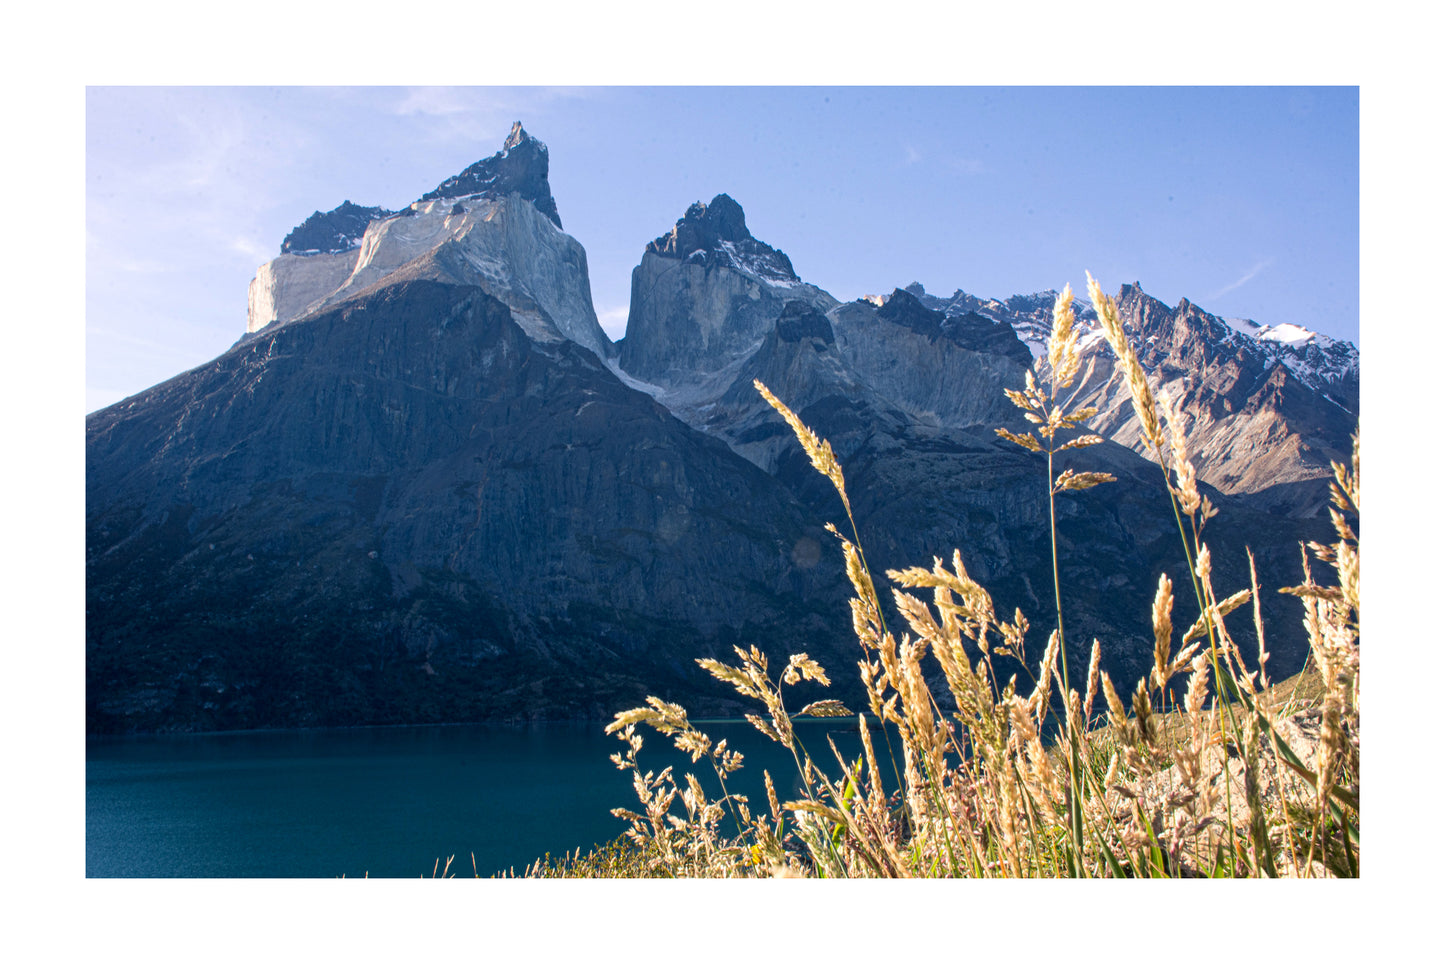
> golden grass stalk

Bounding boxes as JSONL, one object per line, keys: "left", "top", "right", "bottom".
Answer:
{"left": 1086, "top": 271, "right": 1165, "bottom": 450}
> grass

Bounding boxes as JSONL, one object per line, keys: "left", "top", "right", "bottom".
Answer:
{"left": 512, "top": 276, "right": 1359, "bottom": 879}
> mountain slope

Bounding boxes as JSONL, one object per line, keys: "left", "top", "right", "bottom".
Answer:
{"left": 87, "top": 281, "right": 850, "bottom": 732}
{"left": 907, "top": 282, "right": 1359, "bottom": 517}
{"left": 610, "top": 201, "right": 1332, "bottom": 697}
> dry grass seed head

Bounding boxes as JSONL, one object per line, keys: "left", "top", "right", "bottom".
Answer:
{"left": 1054, "top": 468, "right": 1117, "bottom": 493}
{"left": 1032, "top": 629, "right": 1061, "bottom": 724}
{"left": 785, "top": 653, "right": 831, "bottom": 687}
{"left": 1083, "top": 637, "right": 1102, "bottom": 723}
{"left": 1086, "top": 271, "right": 1165, "bottom": 450}
{"left": 1159, "top": 390, "right": 1203, "bottom": 518}
{"left": 1048, "top": 283, "right": 1082, "bottom": 391}
{"left": 997, "top": 426, "right": 1043, "bottom": 453}
{"left": 756, "top": 379, "right": 851, "bottom": 514}
{"left": 1131, "top": 677, "right": 1157, "bottom": 747}
{"left": 1101, "top": 671, "right": 1130, "bottom": 739}
{"left": 1151, "top": 573, "right": 1174, "bottom": 690}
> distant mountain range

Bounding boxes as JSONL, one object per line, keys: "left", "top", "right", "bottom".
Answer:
{"left": 86, "top": 124, "right": 1354, "bottom": 733}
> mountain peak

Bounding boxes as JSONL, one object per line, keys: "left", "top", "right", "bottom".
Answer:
{"left": 503, "top": 120, "right": 530, "bottom": 151}
{"left": 280, "top": 200, "right": 397, "bottom": 255}
{"left": 645, "top": 194, "right": 799, "bottom": 283}
{"left": 648, "top": 193, "right": 752, "bottom": 254}
{"left": 876, "top": 287, "right": 941, "bottom": 336}
{"left": 418, "top": 121, "right": 562, "bottom": 229}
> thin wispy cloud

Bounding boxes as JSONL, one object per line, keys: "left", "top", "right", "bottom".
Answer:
{"left": 392, "top": 86, "right": 485, "bottom": 117}
{"left": 904, "top": 144, "right": 921, "bottom": 165}
{"left": 1210, "top": 258, "right": 1273, "bottom": 300}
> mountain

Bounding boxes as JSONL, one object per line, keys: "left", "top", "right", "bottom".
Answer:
{"left": 906, "top": 282, "right": 1359, "bottom": 517}
{"left": 88, "top": 280, "right": 846, "bottom": 731}
{"left": 280, "top": 201, "right": 398, "bottom": 255}
{"left": 87, "top": 124, "right": 1348, "bottom": 734}
{"left": 610, "top": 204, "right": 1338, "bottom": 700}
{"left": 417, "top": 120, "right": 562, "bottom": 228}
{"left": 615, "top": 193, "right": 837, "bottom": 386}
{"left": 245, "top": 123, "right": 611, "bottom": 362}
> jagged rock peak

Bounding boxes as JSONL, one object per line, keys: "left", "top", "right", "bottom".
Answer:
{"left": 876, "top": 287, "right": 944, "bottom": 336}
{"left": 280, "top": 200, "right": 397, "bottom": 255}
{"left": 418, "top": 121, "right": 563, "bottom": 229}
{"left": 646, "top": 194, "right": 799, "bottom": 282}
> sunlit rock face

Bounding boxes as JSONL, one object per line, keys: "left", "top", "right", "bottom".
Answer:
{"left": 245, "top": 124, "right": 612, "bottom": 361}
{"left": 904, "top": 282, "right": 1359, "bottom": 518}
{"left": 616, "top": 194, "right": 837, "bottom": 385}
{"left": 828, "top": 289, "right": 1032, "bottom": 431}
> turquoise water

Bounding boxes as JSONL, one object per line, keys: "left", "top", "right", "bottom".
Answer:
{"left": 86, "top": 719, "right": 889, "bottom": 877}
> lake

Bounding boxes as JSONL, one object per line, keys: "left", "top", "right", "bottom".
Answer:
{"left": 86, "top": 718, "right": 896, "bottom": 877}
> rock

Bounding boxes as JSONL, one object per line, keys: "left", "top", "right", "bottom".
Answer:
{"left": 279, "top": 200, "right": 397, "bottom": 255}
{"left": 248, "top": 193, "right": 614, "bottom": 361}
{"left": 617, "top": 195, "right": 836, "bottom": 384}
{"left": 828, "top": 292, "right": 1032, "bottom": 430}
{"left": 419, "top": 121, "right": 563, "bottom": 229}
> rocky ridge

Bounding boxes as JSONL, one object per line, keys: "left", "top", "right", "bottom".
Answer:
{"left": 615, "top": 194, "right": 837, "bottom": 386}
{"left": 418, "top": 121, "right": 563, "bottom": 229}
{"left": 905, "top": 282, "right": 1359, "bottom": 516}
{"left": 280, "top": 201, "right": 398, "bottom": 255}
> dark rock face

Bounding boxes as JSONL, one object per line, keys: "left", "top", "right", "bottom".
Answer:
{"left": 280, "top": 200, "right": 396, "bottom": 255}
{"left": 420, "top": 122, "right": 563, "bottom": 229}
{"left": 645, "top": 193, "right": 798, "bottom": 282}
{"left": 875, "top": 288, "right": 1033, "bottom": 368}
{"left": 87, "top": 281, "right": 849, "bottom": 733}
{"left": 775, "top": 300, "right": 834, "bottom": 345}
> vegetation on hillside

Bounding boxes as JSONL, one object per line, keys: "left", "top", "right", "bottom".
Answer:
{"left": 511, "top": 274, "right": 1360, "bottom": 878}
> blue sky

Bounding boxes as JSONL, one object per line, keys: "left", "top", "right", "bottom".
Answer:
{"left": 85, "top": 86, "right": 1358, "bottom": 413}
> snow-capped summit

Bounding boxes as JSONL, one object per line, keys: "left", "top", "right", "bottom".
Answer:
{"left": 900, "top": 280, "right": 1357, "bottom": 516}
